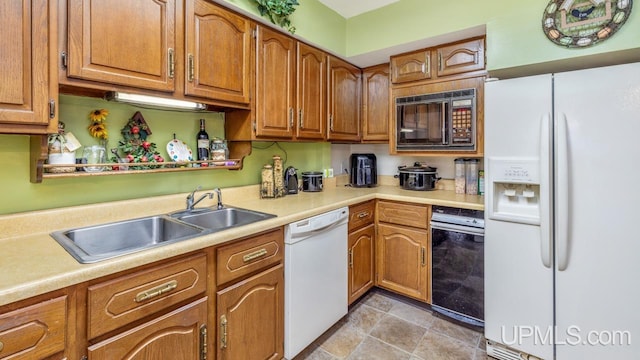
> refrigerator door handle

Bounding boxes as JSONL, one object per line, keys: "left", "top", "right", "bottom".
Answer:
{"left": 540, "top": 114, "right": 552, "bottom": 268}
{"left": 557, "top": 113, "right": 570, "bottom": 271}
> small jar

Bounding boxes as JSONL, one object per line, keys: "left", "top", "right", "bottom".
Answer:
{"left": 465, "top": 159, "right": 479, "bottom": 195}
{"left": 210, "top": 139, "right": 228, "bottom": 161}
{"left": 454, "top": 158, "right": 466, "bottom": 194}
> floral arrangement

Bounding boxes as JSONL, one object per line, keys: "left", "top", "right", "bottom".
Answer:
{"left": 88, "top": 109, "right": 109, "bottom": 146}
{"left": 112, "top": 111, "right": 165, "bottom": 168}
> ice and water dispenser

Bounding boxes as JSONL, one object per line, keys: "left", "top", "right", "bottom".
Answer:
{"left": 486, "top": 158, "right": 543, "bottom": 225}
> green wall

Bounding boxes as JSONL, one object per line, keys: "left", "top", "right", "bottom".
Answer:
{"left": 346, "top": 0, "right": 640, "bottom": 74}
{"left": 0, "top": 96, "right": 331, "bottom": 215}
{"left": 221, "top": 0, "right": 346, "bottom": 55}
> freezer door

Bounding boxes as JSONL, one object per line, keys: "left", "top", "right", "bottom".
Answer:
{"left": 554, "top": 62, "right": 640, "bottom": 359}
{"left": 484, "top": 74, "right": 554, "bottom": 360}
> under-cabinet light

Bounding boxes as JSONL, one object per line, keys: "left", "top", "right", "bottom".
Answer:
{"left": 105, "top": 91, "right": 207, "bottom": 111}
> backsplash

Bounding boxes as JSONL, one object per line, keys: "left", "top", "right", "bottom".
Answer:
{"left": 331, "top": 143, "right": 484, "bottom": 180}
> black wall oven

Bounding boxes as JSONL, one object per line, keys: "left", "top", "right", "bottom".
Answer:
{"left": 395, "top": 88, "right": 476, "bottom": 151}
{"left": 430, "top": 205, "right": 484, "bottom": 327}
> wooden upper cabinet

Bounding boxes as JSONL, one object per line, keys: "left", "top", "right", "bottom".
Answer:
{"left": 296, "top": 43, "right": 326, "bottom": 140}
{"left": 185, "top": 0, "right": 251, "bottom": 104}
{"left": 0, "top": 0, "right": 57, "bottom": 134}
{"left": 390, "top": 50, "right": 431, "bottom": 84}
{"left": 328, "top": 56, "right": 361, "bottom": 142}
{"left": 436, "top": 37, "right": 485, "bottom": 77}
{"left": 66, "top": 0, "right": 176, "bottom": 92}
{"left": 255, "top": 25, "right": 296, "bottom": 138}
{"left": 362, "top": 64, "right": 389, "bottom": 142}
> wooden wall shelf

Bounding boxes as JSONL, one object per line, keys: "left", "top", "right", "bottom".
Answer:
{"left": 30, "top": 137, "right": 252, "bottom": 183}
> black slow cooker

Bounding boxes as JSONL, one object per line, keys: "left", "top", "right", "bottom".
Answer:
{"left": 397, "top": 163, "right": 440, "bottom": 191}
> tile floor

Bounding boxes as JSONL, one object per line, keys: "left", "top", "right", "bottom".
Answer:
{"left": 294, "top": 288, "right": 489, "bottom": 360}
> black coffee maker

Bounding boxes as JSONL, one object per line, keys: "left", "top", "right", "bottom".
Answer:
{"left": 284, "top": 166, "right": 299, "bottom": 194}
{"left": 350, "top": 153, "right": 377, "bottom": 187}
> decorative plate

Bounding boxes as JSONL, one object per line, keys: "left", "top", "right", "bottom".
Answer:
{"left": 542, "top": 0, "right": 633, "bottom": 48}
{"left": 166, "top": 139, "right": 193, "bottom": 162}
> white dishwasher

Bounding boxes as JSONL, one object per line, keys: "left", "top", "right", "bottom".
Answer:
{"left": 284, "top": 207, "right": 349, "bottom": 359}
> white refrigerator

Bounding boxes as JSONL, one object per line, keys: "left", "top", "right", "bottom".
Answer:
{"left": 484, "top": 62, "right": 640, "bottom": 360}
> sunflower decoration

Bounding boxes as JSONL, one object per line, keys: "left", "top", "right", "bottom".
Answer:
{"left": 88, "top": 109, "right": 109, "bottom": 141}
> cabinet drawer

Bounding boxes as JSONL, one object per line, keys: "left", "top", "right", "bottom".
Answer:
{"left": 217, "top": 227, "right": 284, "bottom": 286}
{"left": 88, "top": 253, "right": 207, "bottom": 339}
{"left": 349, "top": 200, "right": 375, "bottom": 231}
{"left": 0, "top": 296, "right": 66, "bottom": 359}
{"left": 377, "top": 201, "right": 429, "bottom": 229}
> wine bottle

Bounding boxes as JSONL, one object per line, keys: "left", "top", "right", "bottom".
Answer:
{"left": 196, "top": 119, "right": 209, "bottom": 161}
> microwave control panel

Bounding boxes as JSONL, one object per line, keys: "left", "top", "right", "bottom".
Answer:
{"left": 451, "top": 99, "right": 473, "bottom": 143}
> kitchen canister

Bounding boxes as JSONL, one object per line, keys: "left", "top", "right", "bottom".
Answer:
{"left": 465, "top": 159, "right": 479, "bottom": 195}
{"left": 454, "top": 158, "right": 466, "bottom": 194}
{"left": 261, "top": 164, "right": 275, "bottom": 198}
{"left": 302, "top": 171, "right": 323, "bottom": 192}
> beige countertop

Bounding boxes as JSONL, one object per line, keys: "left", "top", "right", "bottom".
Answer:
{"left": 0, "top": 181, "right": 483, "bottom": 307}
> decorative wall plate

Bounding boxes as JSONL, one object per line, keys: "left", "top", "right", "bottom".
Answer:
{"left": 166, "top": 139, "right": 193, "bottom": 162}
{"left": 542, "top": 0, "right": 633, "bottom": 48}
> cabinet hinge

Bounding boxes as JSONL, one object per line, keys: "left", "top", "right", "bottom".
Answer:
{"left": 61, "top": 51, "right": 68, "bottom": 69}
{"left": 252, "top": 120, "right": 257, "bottom": 132}
{"left": 200, "top": 324, "right": 208, "bottom": 360}
{"left": 252, "top": 29, "right": 257, "bottom": 38}
{"left": 81, "top": 356, "right": 87, "bottom": 360}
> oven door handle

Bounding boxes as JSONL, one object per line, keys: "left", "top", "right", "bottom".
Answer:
{"left": 430, "top": 221, "right": 485, "bottom": 238}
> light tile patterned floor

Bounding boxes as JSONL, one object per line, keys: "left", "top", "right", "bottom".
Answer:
{"left": 294, "top": 288, "right": 489, "bottom": 360}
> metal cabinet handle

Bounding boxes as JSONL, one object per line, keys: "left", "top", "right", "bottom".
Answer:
{"left": 188, "top": 54, "right": 195, "bottom": 82}
{"left": 329, "top": 114, "right": 334, "bottom": 131}
{"left": 49, "top": 99, "right": 56, "bottom": 119}
{"left": 135, "top": 280, "right": 178, "bottom": 302}
{"left": 357, "top": 212, "right": 369, "bottom": 219}
{"left": 220, "top": 315, "right": 228, "bottom": 349}
{"left": 438, "top": 53, "right": 443, "bottom": 71}
{"left": 243, "top": 248, "right": 268, "bottom": 262}
{"left": 349, "top": 249, "right": 353, "bottom": 268}
{"left": 0, "top": 341, "right": 4, "bottom": 352}
{"left": 299, "top": 109, "right": 304, "bottom": 129}
{"left": 289, "top": 108, "right": 294, "bottom": 129}
{"left": 421, "top": 247, "right": 426, "bottom": 267}
{"left": 168, "top": 48, "right": 175, "bottom": 79}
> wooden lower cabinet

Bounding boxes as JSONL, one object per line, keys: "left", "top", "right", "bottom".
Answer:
{"left": 0, "top": 296, "right": 67, "bottom": 359}
{"left": 348, "top": 223, "right": 375, "bottom": 304}
{"left": 217, "top": 264, "right": 284, "bottom": 360}
{"left": 376, "top": 223, "right": 429, "bottom": 302}
{"left": 88, "top": 297, "right": 207, "bottom": 359}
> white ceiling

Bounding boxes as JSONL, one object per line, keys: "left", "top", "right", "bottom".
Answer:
{"left": 317, "top": 0, "right": 400, "bottom": 18}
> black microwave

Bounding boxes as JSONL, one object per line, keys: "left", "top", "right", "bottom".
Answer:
{"left": 395, "top": 88, "right": 476, "bottom": 151}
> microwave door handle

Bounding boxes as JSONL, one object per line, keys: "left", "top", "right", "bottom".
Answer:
{"left": 441, "top": 102, "right": 447, "bottom": 145}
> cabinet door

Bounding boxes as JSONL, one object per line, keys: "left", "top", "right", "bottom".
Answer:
{"left": 67, "top": 0, "right": 176, "bottom": 92}
{"left": 390, "top": 50, "right": 431, "bottom": 84}
{"left": 376, "top": 223, "right": 428, "bottom": 302}
{"left": 255, "top": 26, "right": 295, "bottom": 138}
{"left": 88, "top": 297, "right": 208, "bottom": 360}
{"left": 361, "top": 64, "right": 389, "bottom": 142}
{"left": 349, "top": 224, "right": 375, "bottom": 305}
{"left": 328, "top": 56, "right": 361, "bottom": 142}
{"left": 185, "top": 0, "right": 251, "bottom": 104}
{"left": 0, "top": 0, "right": 57, "bottom": 134}
{"left": 436, "top": 37, "right": 485, "bottom": 77}
{"left": 217, "top": 264, "right": 284, "bottom": 360}
{"left": 0, "top": 296, "right": 66, "bottom": 359}
{"left": 296, "top": 43, "right": 326, "bottom": 140}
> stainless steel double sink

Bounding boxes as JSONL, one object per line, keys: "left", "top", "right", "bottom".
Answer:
{"left": 50, "top": 207, "right": 276, "bottom": 263}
